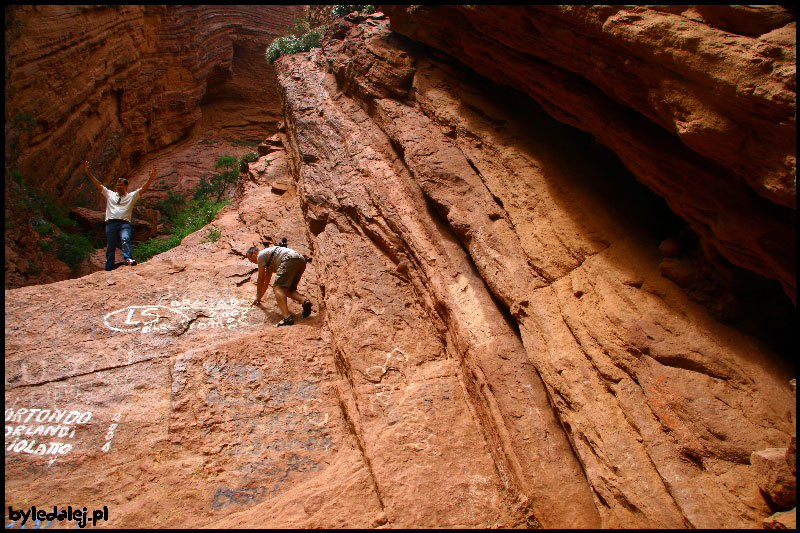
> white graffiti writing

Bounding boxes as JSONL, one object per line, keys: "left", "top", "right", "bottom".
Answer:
{"left": 101, "top": 412, "right": 122, "bottom": 453}
{"left": 5, "top": 408, "right": 93, "bottom": 459}
{"left": 103, "top": 296, "right": 254, "bottom": 334}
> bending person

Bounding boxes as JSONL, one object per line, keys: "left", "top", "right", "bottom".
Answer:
{"left": 247, "top": 244, "right": 312, "bottom": 327}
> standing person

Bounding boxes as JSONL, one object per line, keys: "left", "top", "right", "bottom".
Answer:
{"left": 83, "top": 160, "right": 160, "bottom": 270}
{"left": 246, "top": 243, "right": 313, "bottom": 327}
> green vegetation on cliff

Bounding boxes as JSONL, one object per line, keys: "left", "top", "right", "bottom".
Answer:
{"left": 8, "top": 170, "right": 98, "bottom": 270}
{"left": 266, "top": 5, "right": 375, "bottom": 63}
{"left": 133, "top": 152, "right": 255, "bottom": 263}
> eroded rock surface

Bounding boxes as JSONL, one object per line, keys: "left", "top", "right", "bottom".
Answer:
{"left": 5, "top": 5, "right": 301, "bottom": 288}
{"left": 5, "top": 8, "right": 796, "bottom": 530}
{"left": 271, "top": 13, "right": 795, "bottom": 527}
{"left": 381, "top": 5, "right": 796, "bottom": 303}
{"left": 6, "top": 5, "right": 301, "bottom": 200}
{"left": 5, "top": 151, "right": 382, "bottom": 528}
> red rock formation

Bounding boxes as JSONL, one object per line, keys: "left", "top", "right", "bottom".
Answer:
{"left": 5, "top": 5, "right": 301, "bottom": 287}
{"left": 381, "top": 5, "right": 796, "bottom": 303}
{"left": 270, "top": 13, "right": 795, "bottom": 527}
{"left": 6, "top": 5, "right": 301, "bottom": 197}
{"left": 4, "top": 7, "right": 796, "bottom": 530}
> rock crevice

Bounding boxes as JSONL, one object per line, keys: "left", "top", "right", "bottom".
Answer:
{"left": 4, "top": 7, "right": 795, "bottom": 530}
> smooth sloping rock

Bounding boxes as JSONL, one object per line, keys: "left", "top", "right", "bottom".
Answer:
{"left": 4, "top": 159, "right": 385, "bottom": 528}
{"left": 4, "top": 8, "right": 796, "bottom": 530}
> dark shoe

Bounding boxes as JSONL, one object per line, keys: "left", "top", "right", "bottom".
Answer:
{"left": 302, "top": 299, "right": 312, "bottom": 318}
{"left": 274, "top": 315, "right": 294, "bottom": 327}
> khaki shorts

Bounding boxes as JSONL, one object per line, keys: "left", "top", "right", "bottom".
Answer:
{"left": 274, "top": 255, "right": 306, "bottom": 291}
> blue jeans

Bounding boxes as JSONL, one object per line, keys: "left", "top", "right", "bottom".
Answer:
{"left": 105, "top": 219, "right": 133, "bottom": 270}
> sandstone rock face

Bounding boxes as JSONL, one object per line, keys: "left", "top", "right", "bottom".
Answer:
{"left": 751, "top": 447, "right": 797, "bottom": 509}
{"left": 5, "top": 5, "right": 301, "bottom": 288}
{"left": 271, "top": 14, "right": 795, "bottom": 527}
{"left": 763, "top": 508, "right": 797, "bottom": 529}
{"left": 381, "top": 5, "right": 796, "bottom": 303}
{"left": 6, "top": 5, "right": 301, "bottom": 199}
{"left": 4, "top": 9, "right": 796, "bottom": 530}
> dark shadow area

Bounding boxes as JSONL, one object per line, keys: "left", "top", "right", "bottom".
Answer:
{"left": 410, "top": 39, "right": 796, "bottom": 365}
{"left": 507, "top": 84, "right": 797, "bottom": 365}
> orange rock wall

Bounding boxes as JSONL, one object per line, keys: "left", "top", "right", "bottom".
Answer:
{"left": 272, "top": 12, "right": 795, "bottom": 527}
{"left": 4, "top": 9, "right": 796, "bottom": 530}
{"left": 5, "top": 5, "right": 301, "bottom": 287}
{"left": 5, "top": 5, "right": 301, "bottom": 202}
{"left": 381, "top": 5, "right": 796, "bottom": 303}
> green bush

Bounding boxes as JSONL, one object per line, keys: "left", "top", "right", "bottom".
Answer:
{"left": 15, "top": 172, "right": 77, "bottom": 231}
{"left": 156, "top": 191, "right": 186, "bottom": 223}
{"left": 239, "top": 151, "right": 258, "bottom": 172}
{"left": 31, "top": 218, "right": 53, "bottom": 235}
{"left": 266, "top": 29, "right": 322, "bottom": 63}
{"left": 28, "top": 258, "right": 43, "bottom": 276}
{"left": 332, "top": 5, "right": 375, "bottom": 17}
{"left": 203, "top": 226, "right": 222, "bottom": 243}
{"left": 133, "top": 197, "right": 230, "bottom": 263}
{"left": 39, "top": 239, "right": 54, "bottom": 251}
{"left": 54, "top": 232, "right": 95, "bottom": 269}
{"left": 193, "top": 174, "right": 214, "bottom": 202}
{"left": 266, "top": 5, "right": 376, "bottom": 64}
{"left": 214, "top": 155, "right": 237, "bottom": 170}
{"left": 227, "top": 138, "right": 259, "bottom": 146}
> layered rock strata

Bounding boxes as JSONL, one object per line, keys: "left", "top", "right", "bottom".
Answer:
{"left": 5, "top": 5, "right": 301, "bottom": 287}
{"left": 4, "top": 8, "right": 796, "bottom": 530}
{"left": 272, "top": 14, "right": 795, "bottom": 527}
{"left": 6, "top": 5, "right": 300, "bottom": 201}
{"left": 381, "top": 5, "right": 796, "bottom": 303}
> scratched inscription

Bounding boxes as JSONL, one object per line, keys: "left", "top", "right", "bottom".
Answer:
{"left": 169, "top": 357, "right": 336, "bottom": 511}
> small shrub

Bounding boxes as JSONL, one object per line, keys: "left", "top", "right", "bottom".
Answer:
{"left": 132, "top": 152, "right": 243, "bottom": 263}
{"left": 9, "top": 170, "right": 95, "bottom": 270}
{"left": 52, "top": 212, "right": 77, "bottom": 230}
{"left": 266, "top": 29, "right": 322, "bottom": 63}
{"left": 227, "top": 138, "right": 259, "bottom": 146}
{"left": 28, "top": 258, "right": 43, "bottom": 276}
{"left": 133, "top": 197, "right": 230, "bottom": 263}
{"left": 156, "top": 191, "right": 186, "bottom": 224}
{"left": 193, "top": 174, "right": 214, "bottom": 201}
{"left": 54, "top": 232, "right": 95, "bottom": 269}
{"left": 203, "top": 226, "right": 222, "bottom": 243}
{"left": 31, "top": 218, "right": 53, "bottom": 235}
{"left": 266, "top": 35, "right": 297, "bottom": 63}
{"left": 17, "top": 172, "right": 77, "bottom": 230}
{"left": 239, "top": 151, "right": 258, "bottom": 172}
{"left": 332, "top": 5, "right": 375, "bottom": 17}
{"left": 214, "top": 155, "right": 238, "bottom": 170}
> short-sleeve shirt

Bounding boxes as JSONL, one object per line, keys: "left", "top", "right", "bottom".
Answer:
{"left": 101, "top": 186, "right": 141, "bottom": 222}
{"left": 257, "top": 246, "right": 303, "bottom": 273}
